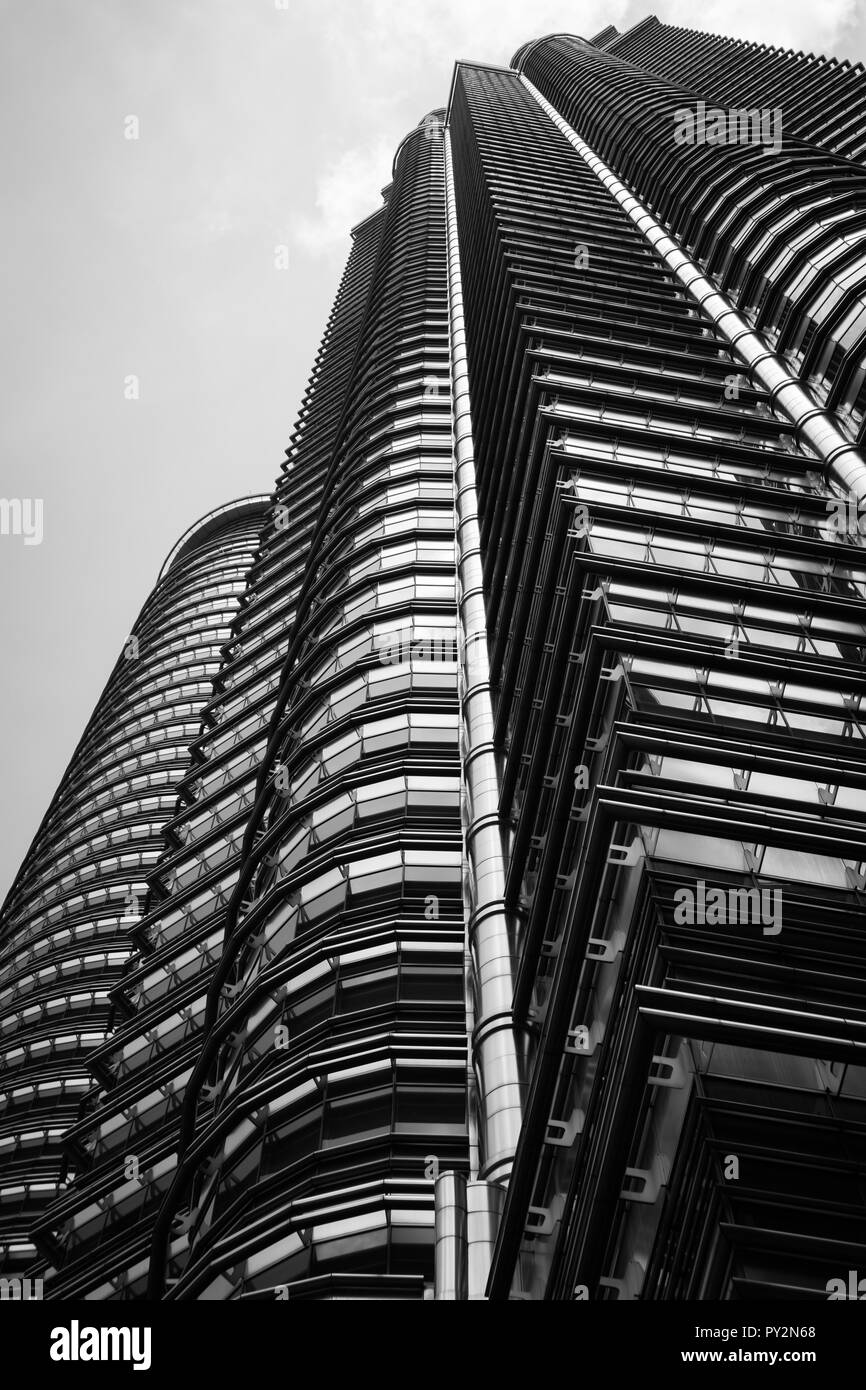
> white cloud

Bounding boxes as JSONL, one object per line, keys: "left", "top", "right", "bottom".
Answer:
{"left": 289, "top": 0, "right": 865, "bottom": 265}
{"left": 291, "top": 137, "right": 395, "bottom": 255}
{"left": 309, "top": 0, "right": 862, "bottom": 104}
{"left": 319, "top": 0, "right": 618, "bottom": 70}
{"left": 4, "top": 0, "right": 866, "bottom": 903}
{"left": 288, "top": 0, "right": 622, "bottom": 259}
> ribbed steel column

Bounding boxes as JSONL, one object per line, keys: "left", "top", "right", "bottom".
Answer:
{"left": 444, "top": 129, "right": 525, "bottom": 1187}
{"left": 521, "top": 75, "right": 866, "bottom": 505}
{"left": 433, "top": 1170, "right": 467, "bottom": 1300}
{"left": 466, "top": 1179, "right": 505, "bottom": 1300}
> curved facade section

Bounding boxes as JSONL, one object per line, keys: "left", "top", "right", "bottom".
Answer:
{"left": 510, "top": 34, "right": 588, "bottom": 71}
{"left": 607, "top": 17, "right": 866, "bottom": 165}
{"left": 158, "top": 498, "right": 271, "bottom": 584}
{"left": 515, "top": 35, "right": 866, "bottom": 445}
{"left": 33, "top": 216, "right": 379, "bottom": 1300}
{"left": 151, "top": 111, "right": 470, "bottom": 1302}
{"left": 520, "top": 75, "right": 866, "bottom": 504}
{"left": 0, "top": 498, "right": 266, "bottom": 1285}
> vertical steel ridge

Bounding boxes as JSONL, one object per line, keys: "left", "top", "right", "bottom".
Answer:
{"left": 520, "top": 75, "right": 866, "bottom": 505}
{"left": 466, "top": 1178, "right": 504, "bottom": 1299}
{"left": 510, "top": 33, "right": 590, "bottom": 71}
{"left": 444, "top": 129, "right": 525, "bottom": 1186}
{"left": 433, "top": 1170, "right": 467, "bottom": 1300}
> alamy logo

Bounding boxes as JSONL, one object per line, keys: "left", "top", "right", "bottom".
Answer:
{"left": 0, "top": 497, "right": 43, "bottom": 546}
{"left": 378, "top": 629, "right": 457, "bottom": 665}
{"left": 674, "top": 102, "right": 782, "bottom": 153}
{"left": 826, "top": 496, "right": 866, "bottom": 538}
{"left": 826, "top": 1270, "right": 866, "bottom": 1299}
{"left": 673, "top": 880, "right": 782, "bottom": 935}
{"left": 0, "top": 1276, "right": 43, "bottom": 1300}
{"left": 376, "top": 625, "right": 489, "bottom": 667}
{"left": 49, "top": 1322, "right": 152, "bottom": 1371}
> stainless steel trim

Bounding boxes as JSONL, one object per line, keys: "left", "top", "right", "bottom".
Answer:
{"left": 467, "top": 1180, "right": 505, "bottom": 1300}
{"left": 434, "top": 1170, "right": 468, "bottom": 1300}
{"left": 444, "top": 128, "right": 526, "bottom": 1186}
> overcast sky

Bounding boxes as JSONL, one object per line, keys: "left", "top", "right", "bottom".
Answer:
{"left": 2, "top": 0, "right": 865, "bottom": 902}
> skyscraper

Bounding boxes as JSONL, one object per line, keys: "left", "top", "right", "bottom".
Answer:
{"left": 0, "top": 498, "right": 268, "bottom": 1285}
{"left": 4, "top": 19, "right": 866, "bottom": 1303}
{"left": 446, "top": 33, "right": 866, "bottom": 1303}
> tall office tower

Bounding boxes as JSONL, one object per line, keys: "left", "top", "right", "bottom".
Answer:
{"left": 0, "top": 498, "right": 266, "bottom": 1286}
{"left": 30, "top": 111, "right": 475, "bottom": 1302}
{"left": 450, "top": 37, "right": 866, "bottom": 1300}
{"left": 147, "top": 111, "right": 474, "bottom": 1302}
{"left": 30, "top": 204, "right": 397, "bottom": 1298}
{"left": 7, "top": 23, "right": 866, "bottom": 1304}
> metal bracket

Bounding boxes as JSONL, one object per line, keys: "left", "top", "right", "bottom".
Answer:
{"left": 525, "top": 1205, "right": 555, "bottom": 1236}
{"left": 606, "top": 837, "right": 642, "bottom": 867}
{"left": 648, "top": 1053, "right": 685, "bottom": 1088}
{"left": 585, "top": 931, "right": 626, "bottom": 962}
{"left": 544, "top": 1110, "right": 584, "bottom": 1147}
